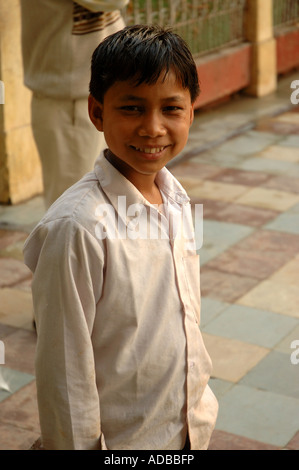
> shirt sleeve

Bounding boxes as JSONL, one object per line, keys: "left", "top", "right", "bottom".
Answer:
{"left": 74, "top": 0, "right": 129, "bottom": 12}
{"left": 25, "top": 218, "right": 106, "bottom": 450}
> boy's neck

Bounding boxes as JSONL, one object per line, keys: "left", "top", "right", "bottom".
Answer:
{"left": 105, "top": 150, "right": 163, "bottom": 205}
{"left": 138, "top": 181, "right": 163, "bottom": 206}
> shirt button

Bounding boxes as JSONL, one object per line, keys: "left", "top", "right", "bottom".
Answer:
{"left": 190, "top": 361, "right": 195, "bottom": 369}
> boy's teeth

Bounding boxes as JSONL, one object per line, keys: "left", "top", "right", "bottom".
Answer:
{"left": 136, "top": 147, "right": 163, "bottom": 153}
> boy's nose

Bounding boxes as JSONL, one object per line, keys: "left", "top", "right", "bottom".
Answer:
{"left": 138, "top": 113, "right": 167, "bottom": 138}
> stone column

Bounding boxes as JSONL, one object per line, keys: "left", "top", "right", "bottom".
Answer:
{"left": 0, "top": 0, "right": 43, "bottom": 204}
{"left": 245, "top": 0, "right": 277, "bottom": 96}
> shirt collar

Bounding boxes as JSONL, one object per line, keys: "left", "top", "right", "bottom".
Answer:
{"left": 94, "top": 151, "right": 190, "bottom": 216}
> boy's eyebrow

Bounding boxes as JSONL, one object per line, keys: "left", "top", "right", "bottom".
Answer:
{"left": 119, "top": 95, "right": 144, "bottom": 102}
{"left": 119, "top": 94, "right": 185, "bottom": 102}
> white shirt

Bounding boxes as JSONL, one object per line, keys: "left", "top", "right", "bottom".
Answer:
{"left": 24, "top": 152, "right": 218, "bottom": 450}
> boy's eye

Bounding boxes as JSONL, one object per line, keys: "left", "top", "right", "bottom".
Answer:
{"left": 118, "top": 105, "right": 184, "bottom": 115}
{"left": 120, "top": 105, "right": 143, "bottom": 113}
{"left": 163, "top": 106, "right": 183, "bottom": 113}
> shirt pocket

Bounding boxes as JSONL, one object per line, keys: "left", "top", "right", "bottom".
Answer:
{"left": 182, "top": 254, "right": 201, "bottom": 325}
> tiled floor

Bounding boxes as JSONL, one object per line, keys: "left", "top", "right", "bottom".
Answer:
{"left": 1, "top": 72, "right": 299, "bottom": 450}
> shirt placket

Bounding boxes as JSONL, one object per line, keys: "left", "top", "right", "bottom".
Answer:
{"left": 167, "top": 201, "right": 203, "bottom": 444}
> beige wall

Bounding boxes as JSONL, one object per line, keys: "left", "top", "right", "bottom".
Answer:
{"left": 0, "top": 0, "right": 43, "bottom": 204}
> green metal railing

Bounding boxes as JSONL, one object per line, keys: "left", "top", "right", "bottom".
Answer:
{"left": 273, "top": 0, "right": 299, "bottom": 32}
{"left": 124, "top": 0, "right": 247, "bottom": 58}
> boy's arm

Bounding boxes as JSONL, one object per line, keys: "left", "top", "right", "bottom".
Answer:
{"left": 24, "top": 219, "right": 106, "bottom": 450}
{"left": 74, "top": 0, "right": 129, "bottom": 12}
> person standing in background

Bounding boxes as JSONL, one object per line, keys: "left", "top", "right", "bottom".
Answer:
{"left": 20, "top": 0, "right": 129, "bottom": 208}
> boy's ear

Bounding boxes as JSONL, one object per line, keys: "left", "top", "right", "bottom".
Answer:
{"left": 88, "top": 94, "right": 104, "bottom": 132}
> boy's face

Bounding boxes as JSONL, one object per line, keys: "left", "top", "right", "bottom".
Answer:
{"left": 89, "top": 70, "right": 194, "bottom": 184}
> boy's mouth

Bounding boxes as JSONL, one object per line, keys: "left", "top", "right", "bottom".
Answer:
{"left": 131, "top": 146, "right": 166, "bottom": 154}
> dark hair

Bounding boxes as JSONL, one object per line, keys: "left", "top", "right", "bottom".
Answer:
{"left": 89, "top": 24, "right": 200, "bottom": 103}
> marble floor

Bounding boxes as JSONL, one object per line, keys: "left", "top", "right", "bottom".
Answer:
{"left": 0, "top": 72, "right": 299, "bottom": 450}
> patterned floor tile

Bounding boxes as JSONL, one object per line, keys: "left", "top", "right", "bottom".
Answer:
{"left": 0, "top": 196, "right": 44, "bottom": 232}
{"left": 209, "top": 167, "right": 272, "bottom": 186}
{"left": 255, "top": 117, "right": 299, "bottom": 135}
{"left": 1, "top": 328, "right": 36, "bottom": 375}
{"left": 286, "top": 430, "right": 299, "bottom": 450}
{"left": 201, "top": 199, "right": 279, "bottom": 227}
{"left": 171, "top": 176, "right": 200, "bottom": 193}
{"left": 0, "top": 381, "right": 39, "bottom": 435}
{"left": 237, "top": 279, "right": 299, "bottom": 318}
{"left": 238, "top": 254, "right": 299, "bottom": 316}
{"left": 204, "top": 245, "right": 288, "bottom": 280}
{"left": 262, "top": 174, "right": 299, "bottom": 193}
{"left": 0, "top": 421, "right": 39, "bottom": 450}
{"left": 236, "top": 156, "right": 299, "bottom": 175}
{"left": 191, "top": 148, "right": 251, "bottom": 168}
{"left": 0, "top": 288, "right": 34, "bottom": 330}
{"left": 265, "top": 212, "right": 299, "bottom": 235}
{"left": 216, "top": 384, "right": 299, "bottom": 447}
{"left": 274, "top": 324, "right": 299, "bottom": 354}
{"left": 229, "top": 229, "right": 299, "bottom": 255}
{"left": 201, "top": 267, "right": 259, "bottom": 302}
{"left": 202, "top": 304, "right": 299, "bottom": 348}
{"left": 200, "top": 297, "right": 230, "bottom": 327}
{"left": 255, "top": 144, "right": 299, "bottom": 163}
{"left": 240, "top": 350, "right": 299, "bottom": 399}
{"left": 212, "top": 130, "right": 281, "bottom": 157}
{"left": 269, "top": 254, "right": 299, "bottom": 286}
{"left": 170, "top": 160, "right": 225, "bottom": 180}
{"left": 187, "top": 180, "right": 250, "bottom": 202}
{"left": 279, "top": 134, "right": 299, "bottom": 148}
{"left": 208, "top": 429, "right": 281, "bottom": 450}
{"left": 202, "top": 220, "right": 255, "bottom": 246}
{"left": 0, "top": 258, "right": 32, "bottom": 288}
{"left": 202, "top": 333, "right": 269, "bottom": 382}
{"left": 0, "top": 230, "right": 28, "bottom": 251}
{"left": 0, "top": 324, "right": 17, "bottom": 339}
{"left": 0, "top": 366, "right": 34, "bottom": 402}
{"left": 235, "top": 187, "right": 299, "bottom": 212}
{"left": 208, "top": 377, "right": 234, "bottom": 400}
{"left": 0, "top": 242, "right": 27, "bottom": 262}
{"left": 273, "top": 112, "right": 299, "bottom": 125}
{"left": 288, "top": 202, "right": 299, "bottom": 213}
{"left": 199, "top": 220, "right": 254, "bottom": 265}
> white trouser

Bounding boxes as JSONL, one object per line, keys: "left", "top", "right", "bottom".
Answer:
{"left": 31, "top": 93, "right": 105, "bottom": 208}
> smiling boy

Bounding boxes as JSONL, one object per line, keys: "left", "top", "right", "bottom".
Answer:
{"left": 88, "top": 70, "right": 193, "bottom": 205}
{"left": 24, "top": 25, "right": 218, "bottom": 450}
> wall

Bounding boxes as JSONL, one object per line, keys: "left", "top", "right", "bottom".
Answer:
{"left": 0, "top": 0, "right": 43, "bottom": 204}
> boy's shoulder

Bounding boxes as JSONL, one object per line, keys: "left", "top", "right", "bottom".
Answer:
{"left": 40, "top": 170, "right": 105, "bottom": 233}
{"left": 37, "top": 153, "right": 119, "bottom": 231}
